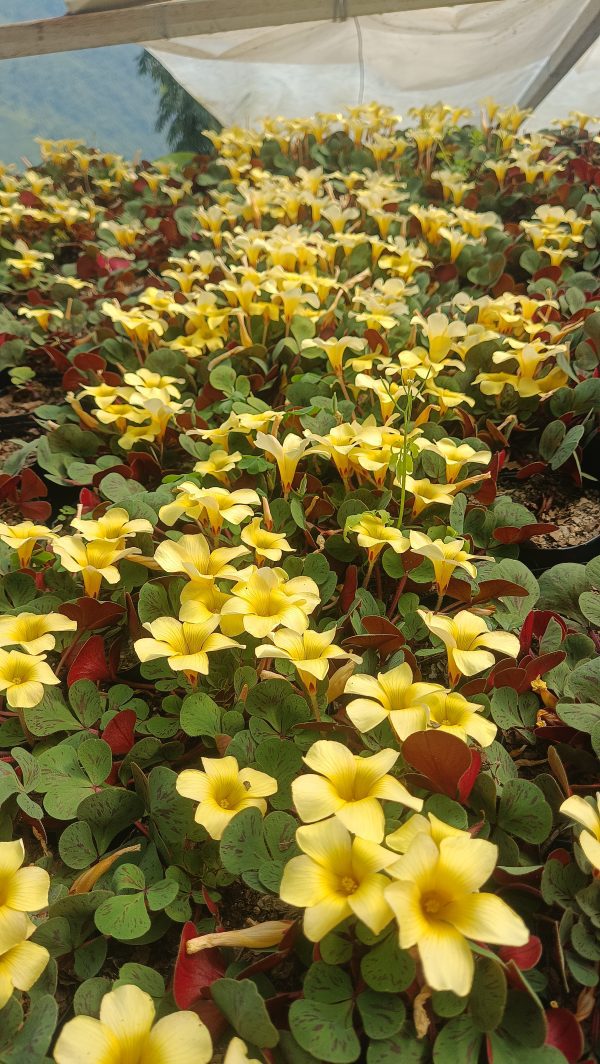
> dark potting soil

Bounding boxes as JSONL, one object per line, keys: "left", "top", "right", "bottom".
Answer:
{"left": 503, "top": 474, "right": 600, "bottom": 547}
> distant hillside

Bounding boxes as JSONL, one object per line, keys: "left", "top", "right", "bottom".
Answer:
{"left": 0, "top": 0, "right": 169, "bottom": 164}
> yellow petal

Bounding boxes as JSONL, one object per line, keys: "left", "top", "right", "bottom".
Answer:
{"left": 100, "top": 984, "right": 155, "bottom": 1050}
{"left": 143, "top": 1010, "right": 213, "bottom": 1064}
{"left": 337, "top": 798, "right": 385, "bottom": 843}
{"left": 280, "top": 855, "right": 337, "bottom": 908}
{"left": 303, "top": 895, "right": 351, "bottom": 941}
{"left": 176, "top": 770, "right": 211, "bottom": 803}
{"left": 0, "top": 938, "right": 49, "bottom": 993}
{"left": 53, "top": 1015, "right": 119, "bottom": 1064}
{"left": 384, "top": 879, "right": 429, "bottom": 947}
{"left": 6, "top": 866, "right": 50, "bottom": 912}
{"left": 296, "top": 819, "right": 352, "bottom": 870}
{"left": 438, "top": 836, "right": 498, "bottom": 895}
{"left": 0, "top": 906, "right": 32, "bottom": 953}
{"left": 292, "top": 775, "right": 345, "bottom": 823}
{"left": 444, "top": 892, "right": 529, "bottom": 946}
{"left": 238, "top": 767, "right": 278, "bottom": 798}
{"left": 0, "top": 840, "right": 24, "bottom": 878}
{"left": 560, "top": 796, "right": 599, "bottom": 836}
{"left": 418, "top": 924, "right": 474, "bottom": 995}
{"left": 579, "top": 830, "right": 600, "bottom": 872}
{"left": 303, "top": 740, "right": 356, "bottom": 786}
{"left": 348, "top": 873, "right": 394, "bottom": 934}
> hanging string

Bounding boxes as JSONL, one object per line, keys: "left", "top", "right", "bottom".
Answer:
{"left": 354, "top": 16, "right": 365, "bottom": 104}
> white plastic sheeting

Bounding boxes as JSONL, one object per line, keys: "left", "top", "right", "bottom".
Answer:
{"left": 64, "top": 0, "right": 600, "bottom": 128}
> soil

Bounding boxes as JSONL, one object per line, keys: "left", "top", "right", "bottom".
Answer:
{"left": 0, "top": 377, "right": 64, "bottom": 432}
{"left": 502, "top": 474, "right": 600, "bottom": 548}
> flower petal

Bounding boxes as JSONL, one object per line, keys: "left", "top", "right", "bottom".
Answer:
{"left": 444, "top": 892, "right": 529, "bottom": 946}
{"left": 349, "top": 873, "right": 394, "bottom": 935}
{"left": 143, "top": 1010, "right": 213, "bottom": 1064}
{"left": 438, "top": 836, "right": 498, "bottom": 895}
{"left": 100, "top": 984, "right": 155, "bottom": 1049}
{"left": 52, "top": 1015, "right": 119, "bottom": 1064}
{"left": 418, "top": 924, "right": 474, "bottom": 996}
{"left": 6, "top": 866, "right": 50, "bottom": 913}
{"left": 303, "top": 895, "right": 351, "bottom": 941}
{"left": 292, "top": 775, "right": 345, "bottom": 823}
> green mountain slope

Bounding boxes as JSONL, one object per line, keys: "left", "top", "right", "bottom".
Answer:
{"left": 0, "top": 0, "right": 168, "bottom": 164}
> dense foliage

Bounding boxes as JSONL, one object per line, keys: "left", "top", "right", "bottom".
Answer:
{"left": 0, "top": 102, "right": 599, "bottom": 1063}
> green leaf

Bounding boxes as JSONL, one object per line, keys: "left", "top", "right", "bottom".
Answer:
{"left": 255, "top": 738, "right": 302, "bottom": 810}
{"left": 179, "top": 691, "right": 221, "bottom": 737}
{"left": 147, "top": 765, "right": 197, "bottom": 865}
{"left": 549, "top": 424, "right": 585, "bottom": 470}
{"left": 58, "top": 821, "right": 97, "bottom": 869}
{"left": 74, "top": 937, "right": 107, "bottom": 981}
{"left": 115, "top": 962, "right": 165, "bottom": 999}
{"left": 499, "top": 987, "right": 547, "bottom": 1048}
{"left": 69, "top": 681, "right": 106, "bottom": 727}
{"left": 579, "top": 591, "right": 600, "bottom": 626}
{"left": 304, "top": 963, "right": 353, "bottom": 1003}
{"left": 432, "top": 1015, "right": 483, "bottom": 1063}
{"left": 356, "top": 990, "right": 405, "bottom": 1040}
{"left": 73, "top": 977, "right": 112, "bottom": 1017}
{"left": 211, "top": 978, "right": 279, "bottom": 1049}
{"left": 486, "top": 1035, "right": 566, "bottom": 1063}
{"left": 431, "top": 990, "right": 468, "bottom": 1018}
{"left": 220, "top": 807, "right": 270, "bottom": 877}
{"left": 31, "top": 917, "right": 72, "bottom": 958}
{"left": 537, "top": 564, "right": 590, "bottom": 621}
{"left": 94, "top": 891, "right": 151, "bottom": 941}
{"left": 367, "top": 1033, "right": 428, "bottom": 1063}
{"left": 556, "top": 702, "right": 600, "bottom": 733}
{"left": 78, "top": 738, "right": 113, "bottom": 786}
{"left": 468, "top": 956, "right": 507, "bottom": 1032}
{"left": 24, "top": 690, "right": 82, "bottom": 736}
{"left": 2, "top": 994, "right": 57, "bottom": 1061}
{"left": 361, "top": 932, "right": 416, "bottom": 992}
{"left": 138, "top": 581, "right": 175, "bottom": 624}
{"left": 77, "top": 786, "right": 144, "bottom": 853}
{"left": 538, "top": 421, "right": 565, "bottom": 462}
{"left": 478, "top": 559, "right": 538, "bottom": 630}
{"left": 146, "top": 877, "right": 179, "bottom": 911}
{"left": 245, "top": 679, "right": 311, "bottom": 735}
{"left": 565, "top": 658, "right": 600, "bottom": 704}
{"left": 497, "top": 778, "right": 553, "bottom": 843}
{"left": 290, "top": 999, "right": 360, "bottom": 1063}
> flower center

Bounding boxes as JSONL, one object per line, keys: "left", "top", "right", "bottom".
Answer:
{"left": 220, "top": 798, "right": 230, "bottom": 809}
{"left": 341, "top": 876, "right": 358, "bottom": 895}
{"left": 421, "top": 891, "right": 447, "bottom": 916}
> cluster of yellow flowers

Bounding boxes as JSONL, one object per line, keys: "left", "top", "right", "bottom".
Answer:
{"left": 73, "top": 368, "right": 189, "bottom": 451}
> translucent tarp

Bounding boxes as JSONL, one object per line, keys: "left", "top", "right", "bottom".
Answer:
{"left": 65, "top": 0, "right": 600, "bottom": 129}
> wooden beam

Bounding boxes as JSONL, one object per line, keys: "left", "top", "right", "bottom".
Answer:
{"left": 518, "top": 0, "right": 600, "bottom": 110}
{"left": 0, "top": 0, "right": 499, "bottom": 60}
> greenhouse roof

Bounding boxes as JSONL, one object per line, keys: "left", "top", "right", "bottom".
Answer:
{"left": 1, "top": 0, "right": 599, "bottom": 128}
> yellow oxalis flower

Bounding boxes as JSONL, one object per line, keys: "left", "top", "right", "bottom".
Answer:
{"left": 404, "top": 475, "right": 487, "bottom": 517}
{"left": 292, "top": 740, "right": 423, "bottom": 842}
{"left": 256, "top": 627, "right": 358, "bottom": 695}
{"left": 159, "top": 484, "right": 260, "bottom": 534}
{"left": 154, "top": 534, "right": 248, "bottom": 583}
{"left": 134, "top": 616, "right": 241, "bottom": 681}
{"left": 427, "top": 691, "right": 497, "bottom": 746}
{"left": 52, "top": 536, "right": 141, "bottom": 599}
{"left": 408, "top": 532, "right": 484, "bottom": 596}
{"left": 178, "top": 581, "right": 231, "bottom": 624}
{"left": 385, "top": 834, "right": 528, "bottom": 995}
{"left": 560, "top": 794, "right": 600, "bottom": 871}
{"left": 0, "top": 521, "right": 52, "bottom": 568}
{"left": 344, "top": 662, "right": 444, "bottom": 741}
{"left": 0, "top": 650, "right": 59, "bottom": 709}
{"left": 255, "top": 432, "right": 315, "bottom": 497}
{"left": 386, "top": 811, "right": 469, "bottom": 854}
{"left": 193, "top": 449, "right": 242, "bottom": 482}
{"left": 220, "top": 567, "right": 319, "bottom": 639}
{"left": 0, "top": 612, "right": 77, "bottom": 656}
{"left": 349, "top": 513, "right": 410, "bottom": 563}
{"left": 240, "top": 518, "right": 293, "bottom": 563}
{"left": 176, "top": 755, "right": 277, "bottom": 840}
{"left": 71, "top": 507, "right": 153, "bottom": 542}
{"left": 0, "top": 926, "right": 49, "bottom": 1010}
{"left": 418, "top": 608, "right": 520, "bottom": 685}
{"left": 417, "top": 438, "right": 491, "bottom": 482}
{"left": 224, "top": 1037, "right": 262, "bottom": 1064}
{"left": 53, "top": 983, "right": 212, "bottom": 1064}
{"left": 0, "top": 839, "right": 50, "bottom": 947}
{"left": 279, "top": 818, "right": 396, "bottom": 941}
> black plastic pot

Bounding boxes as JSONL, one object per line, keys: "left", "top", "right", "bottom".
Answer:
{"left": 0, "top": 412, "right": 35, "bottom": 441}
{"left": 519, "top": 535, "right": 600, "bottom": 574}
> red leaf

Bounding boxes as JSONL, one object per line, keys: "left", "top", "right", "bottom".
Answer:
{"left": 102, "top": 710, "right": 136, "bottom": 755}
{"left": 494, "top": 522, "right": 558, "bottom": 545}
{"left": 545, "top": 1008, "right": 584, "bottom": 1064}
{"left": 59, "top": 598, "right": 125, "bottom": 632}
{"left": 516, "top": 461, "right": 548, "bottom": 479}
{"left": 79, "top": 488, "right": 101, "bottom": 513}
{"left": 520, "top": 610, "right": 567, "bottom": 653}
{"left": 499, "top": 935, "right": 542, "bottom": 971}
{"left": 523, "top": 651, "right": 565, "bottom": 685}
{"left": 340, "top": 565, "right": 358, "bottom": 613}
{"left": 173, "top": 922, "right": 226, "bottom": 1009}
{"left": 402, "top": 731, "right": 481, "bottom": 802}
{"left": 67, "top": 635, "right": 112, "bottom": 685}
{"left": 343, "top": 615, "right": 405, "bottom": 658}
{"left": 471, "top": 580, "right": 530, "bottom": 606}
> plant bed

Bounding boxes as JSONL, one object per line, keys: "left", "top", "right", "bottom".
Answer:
{"left": 0, "top": 104, "right": 598, "bottom": 1064}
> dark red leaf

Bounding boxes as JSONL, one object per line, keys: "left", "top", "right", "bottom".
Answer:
{"left": 472, "top": 580, "right": 530, "bottom": 605}
{"left": 494, "top": 523, "right": 558, "bottom": 545}
{"left": 545, "top": 1008, "right": 584, "bottom": 1064}
{"left": 402, "top": 731, "right": 481, "bottom": 802}
{"left": 516, "top": 461, "right": 548, "bottom": 479}
{"left": 499, "top": 935, "right": 542, "bottom": 971}
{"left": 102, "top": 710, "right": 136, "bottom": 755}
{"left": 173, "top": 922, "right": 226, "bottom": 1009}
{"left": 59, "top": 598, "right": 125, "bottom": 632}
{"left": 67, "top": 635, "right": 112, "bottom": 685}
{"left": 523, "top": 651, "right": 565, "bottom": 685}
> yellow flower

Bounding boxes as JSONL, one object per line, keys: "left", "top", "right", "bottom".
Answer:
{"left": 418, "top": 608, "right": 520, "bottom": 685}
{"left": 385, "top": 834, "right": 528, "bottom": 995}
{"left": 408, "top": 532, "right": 483, "bottom": 597}
{"left": 255, "top": 432, "right": 314, "bottom": 497}
{"left": 411, "top": 311, "right": 466, "bottom": 364}
{"left": 279, "top": 819, "right": 396, "bottom": 940}
{"left": 6, "top": 240, "right": 53, "bottom": 277}
{"left": 71, "top": 507, "right": 153, "bottom": 543}
{"left": 0, "top": 924, "right": 49, "bottom": 1010}
{"left": 134, "top": 617, "right": 241, "bottom": 681}
{"left": 0, "top": 839, "right": 50, "bottom": 948}
{"left": 178, "top": 580, "right": 231, "bottom": 624}
{"left": 193, "top": 449, "right": 242, "bottom": 483}
{"left": 560, "top": 794, "right": 600, "bottom": 871}
{"left": 240, "top": 518, "right": 293, "bottom": 563}
{"left": 304, "top": 335, "right": 366, "bottom": 376}
{"left": 224, "top": 1037, "right": 262, "bottom": 1064}
{"left": 349, "top": 513, "right": 410, "bottom": 564}
{"left": 220, "top": 567, "right": 319, "bottom": 639}
{"left": 345, "top": 662, "right": 444, "bottom": 740}
{"left": 53, "top": 983, "right": 212, "bottom": 1064}
{"left": 417, "top": 439, "right": 491, "bottom": 483}
{"left": 176, "top": 755, "right": 277, "bottom": 839}
{"left": 404, "top": 474, "right": 487, "bottom": 517}
{"left": 256, "top": 627, "right": 358, "bottom": 695}
{"left": 0, "top": 650, "right": 59, "bottom": 709}
{"left": 427, "top": 690, "right": 497, "bottom": 746}
{"left": 18, "top": 306, "right": 64, "bottom": 330}
{"left": 293, "top": 740, "right": 422, "bottom": 842}
{"left": 186, "top": 921, "right": 291, "bottom": 954}
{"left": 0, "top": 521, "right": 52, "bottom": 568}
{"left": 154, "top": 534, "right": 247, "bottom": 583}
{"left": 386, "top": 810, "right": 469, "bottom": 854}
{"left": 159, "top": 484, "right": 260, "bottom": 534}
{"left": 52, "top": 536, "right": 141, "bottom": 599}
{"left": 0, "top": 612, "right": 77, "bottom": 655}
